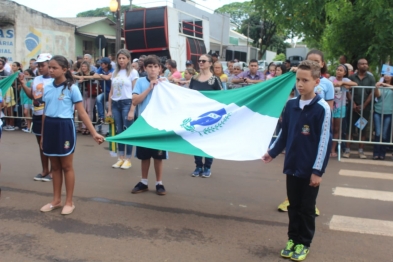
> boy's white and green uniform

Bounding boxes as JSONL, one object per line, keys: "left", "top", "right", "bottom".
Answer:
{"left": 106, "top": 72, "right": 295, "bottom": 160}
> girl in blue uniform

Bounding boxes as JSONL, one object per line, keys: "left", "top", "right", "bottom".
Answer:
{"left": 40, "top": 56, "right": 104, "bottom": 215}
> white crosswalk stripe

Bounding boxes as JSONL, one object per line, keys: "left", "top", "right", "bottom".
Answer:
{"left": 329, "top": 215, "right": 393, "bottom": 237}
{"left": 333, "top": 187, "right": 393, "bottom": 202}
{"left": 340, "top": 158, "right": 393, "bottom": 167}
{"left": 339, "top": 169, "right": 393, "bottom": 180}
{"left": 328, "top": 168, "right": 393, "bottom": 237}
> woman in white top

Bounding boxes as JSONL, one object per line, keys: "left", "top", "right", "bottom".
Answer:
{"left": 107, "top": 49, "right": 139, "bottom": 169}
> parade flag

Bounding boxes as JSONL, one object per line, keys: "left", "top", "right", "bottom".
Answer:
{"left": 106, "top": 72, "right": 296, "bottom": 161}
{"left": 0, "top": 72, "right": 18, "bottom": 95}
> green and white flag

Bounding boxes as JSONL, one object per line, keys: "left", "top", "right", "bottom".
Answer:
{"left": 106, "top": 72, "right": 295, "bottom": 161}
{"left": 0, "top": 72, "right": 18, "bottom": 94}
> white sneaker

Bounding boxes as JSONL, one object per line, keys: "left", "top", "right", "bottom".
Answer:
{"left": 5, "top": 126, "right": 15, "bottom": 131}
{"left": 22, "top": 128, "right": 30, "bottom": 133}
{"left": 342, "top": 151, "right": 350, "bottom": 158}
{"left": 359, "top": 152, "right": 367, "bottom": 159}
{"left": 112, "top": 159, "right": 124, "bottom": 168}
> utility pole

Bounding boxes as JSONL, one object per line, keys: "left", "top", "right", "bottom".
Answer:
{"left": 129, "top": 0, "right": 133, "bottom": 11}
{"left": 219, "top": 14, "right": 225, "bottom": 61}
{"left": 259, "top": 20, "right": 263, "bottom": 59}
{"left": 246, "top": 23, "right": 250, "bottom": 62}
{"left": 116, "top": 0, "right": 121, "bottom": 51}
{"left": 110, "top": 0, "right": 122, "bottom": 51}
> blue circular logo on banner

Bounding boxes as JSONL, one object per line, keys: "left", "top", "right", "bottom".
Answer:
{"left": 25, "top": 33, "right": 40, "bottom": 52}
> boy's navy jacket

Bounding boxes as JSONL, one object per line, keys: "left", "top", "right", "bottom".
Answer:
{"left": 269, "top": 95, "right": 332, "bottom": 178}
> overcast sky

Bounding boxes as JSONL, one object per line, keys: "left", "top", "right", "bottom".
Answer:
{"left": 12, "top": 0, "right": 246, "bottom": 18}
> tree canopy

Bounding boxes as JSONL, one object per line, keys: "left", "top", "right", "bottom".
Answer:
{"left": 253, "top": 0, "right": 393, "bottom": 69}
{"left": 77, "top": 5, "right": 141, "bottom": 22}
{"left": 215, "top": 1, "right": 255, "bottom": 30}
{"left": 215, "top": 1, "right": 289, "bottom": 59}
{"left": 273, "top": 53, "right": 286, "bottom": 62}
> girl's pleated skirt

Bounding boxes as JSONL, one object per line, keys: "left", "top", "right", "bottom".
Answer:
{"left": 43, "top": 117, "right": 76, "bottom": 157}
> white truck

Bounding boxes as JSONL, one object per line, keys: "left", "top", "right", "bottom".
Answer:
{"left": 258, "top": 50, "right": 277, "bottom": 71}
{"left": 286, "top": 47, "right": 309, "bottom": 67}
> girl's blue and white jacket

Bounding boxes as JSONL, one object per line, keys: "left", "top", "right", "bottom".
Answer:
{"left": 269, "top": 95, "right": 332, "bottom": 178}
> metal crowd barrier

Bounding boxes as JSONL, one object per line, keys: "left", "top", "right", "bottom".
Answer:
{"left": 269, "top": 85, "right": 392, "bottom": 161}
{"left": 0, "top": 75, "right": 109, "bottom": 134}
{"left": 335, "top": 85, "right": 393, "bottom": 160}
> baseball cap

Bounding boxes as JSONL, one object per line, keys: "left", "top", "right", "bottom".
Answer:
{"left": 36, "top": 53, "right": 52, "bottom": 63}
{"left": 133, "top": 58, "right": 139, "bottom": 62}
{"left": 211, "top": 53, "right": 218, "bottom": 57}
{"left": 101, "top": 57, "right": 111, "bottom": 64}
{"left": 186, "top": 60, "right": 193, "bottom": 65}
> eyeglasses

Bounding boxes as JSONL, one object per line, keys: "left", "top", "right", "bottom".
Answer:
{"left": 198, "top": 60, "right": 208, "bottom": 64}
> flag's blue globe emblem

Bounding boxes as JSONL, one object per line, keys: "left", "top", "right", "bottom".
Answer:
{"left": 25, "top": 32, "right": 40, "bottom": 52}
{"left": 181, "top": 108, "right": 231, "bottom": 136}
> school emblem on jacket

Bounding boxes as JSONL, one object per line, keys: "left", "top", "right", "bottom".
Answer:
{"left": 301, "top": 125, "right": 310, "bottom": 135}
{"left": 64, "top": 141, "right": 70, "bottom": 149}
{"left": 180, "top": 108, "right": 231, "bottom": 136}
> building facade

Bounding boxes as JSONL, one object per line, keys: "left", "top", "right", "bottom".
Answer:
{"left": 58, "top": 17, "right": 122, "bottom": 59}
{"left": 172, "top": 0, "right": 230, "bottom": 57}
{"left": 0, "top": 0, "right": 75, "bottom": 68}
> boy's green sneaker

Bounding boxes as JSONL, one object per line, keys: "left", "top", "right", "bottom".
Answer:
{"left": 291, "top": 244, "right": 309, "bottom": 261}
{"left": 280, "top": 239, "right": 295, "bottom": 258}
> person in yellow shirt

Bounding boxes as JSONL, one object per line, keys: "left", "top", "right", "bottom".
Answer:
{"left": 3, "top": 86, "right": 15, "bottom": 131}
{"left": 213, "top": 61, "right": 227, "bottom": 90}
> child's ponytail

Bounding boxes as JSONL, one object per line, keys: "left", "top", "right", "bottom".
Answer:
{"left": 64, "top": 69, "right": 75, "bottom": 90}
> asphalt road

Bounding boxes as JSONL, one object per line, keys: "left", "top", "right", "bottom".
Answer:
{"left": 0, "top": 131, "right": 392, "bottom": 262}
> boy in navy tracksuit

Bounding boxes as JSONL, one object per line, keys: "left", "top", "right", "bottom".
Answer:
{"left": 263, "top": 60, "right": 332, "bottom": 261}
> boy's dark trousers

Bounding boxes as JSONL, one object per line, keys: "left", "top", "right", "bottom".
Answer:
{"left": 286, "top": 174, "right": 320, "bottom": 247}
{"left": 194, "top": 156, "right": 213, "bottom": 169}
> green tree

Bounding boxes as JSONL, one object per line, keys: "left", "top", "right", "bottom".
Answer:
{"left": 252, "top": 0, "right": 327, "bottom": 47}
{"left": 215, "top": 1, "right": 255, "bottom": 30}
{"left": 323, "top": 0, "right": 393, "bottom": 69}
{"left": 253, "top": 0, "right": 393, "bottom": 70}
{"left": 215, "top": 1, "right": 289, "bottom": 58}
{"left": 239, "top": 13, "right": 276, "bottom": 59}
{"left": 77, "top": 5, "right": 141, "bottom": 22}
{"left": 270, "top": 35, "right": 292, "bottom": 54}
{"left": 273, "top": 53, "right": 286, "bottom": 61}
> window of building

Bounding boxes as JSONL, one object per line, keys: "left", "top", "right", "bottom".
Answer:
{"left": 186, "top": 37, "right": 206, "bottom": 70}
{"left": 178, "top": 12, "right": 203, "bottom": 39}
{"left": 83, "top": 40, "right": 93, "bottom": 54}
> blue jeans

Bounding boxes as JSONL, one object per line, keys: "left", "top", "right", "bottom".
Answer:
{"left": 96, "top": 93, "right": 109, "bottom": 119}
{"left": 373, "top": 112, "right": 392, "bottom": 158}
{"left": 112, "top": 99, "right": 133, "bottom": 158}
